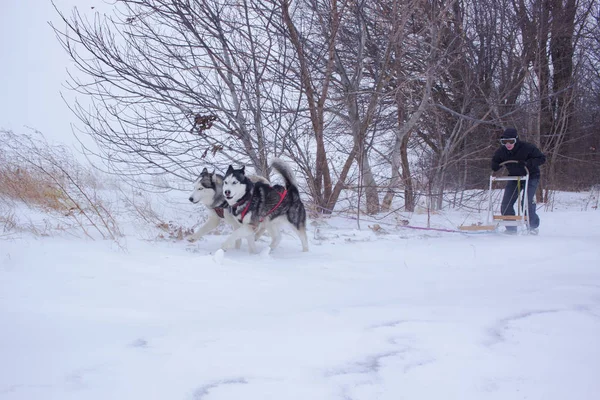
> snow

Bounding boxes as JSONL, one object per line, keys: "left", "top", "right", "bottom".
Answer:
{"left": 1, "top": 192, "right": 600, "bottom": 400}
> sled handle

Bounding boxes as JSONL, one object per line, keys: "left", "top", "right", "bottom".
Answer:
{"left": 494, "top": 160, "right": 530, "bottom": 176}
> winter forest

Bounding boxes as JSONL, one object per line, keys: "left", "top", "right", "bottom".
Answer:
{"left": 42, "top": 0, "right": 600, "bottom": 216}
{"left": 2, "top": 2, "right": 600, "bottom": 399}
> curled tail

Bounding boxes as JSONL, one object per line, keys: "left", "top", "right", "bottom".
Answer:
{"left": 270, "top": 158, "right": 298, "bottom": 190}
{"left": 270, "top": 159, "right": 308, "bottom": 250}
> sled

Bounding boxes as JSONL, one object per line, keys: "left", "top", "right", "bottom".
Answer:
{"left": 457, "top": 224, "right": 498, "bottom": 232}
{"left": 458, "top": 161, "right": 530, "bottom": 233}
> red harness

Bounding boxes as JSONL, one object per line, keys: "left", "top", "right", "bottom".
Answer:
{"left": 260, "top": 189, "right": 287, "bottom": 222}
{"left": 239, "top": 199, "right": 252, "bottom": 221}
{"left": 213, "top": 201, "right": 229, "bottom": 219}
{"left": 236, "top": 188, "right": 288, "bottom": 222}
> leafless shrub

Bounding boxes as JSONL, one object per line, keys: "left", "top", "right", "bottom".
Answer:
{"left": 118, "top": 188, "right": 189, "bottom": 241}
{"left": 583, "top": 185, "right": 599, "bottom": 211}
{"left": 0, "top": 209, "right": 18, "bottom": 234}
{"left": 0, "top": 129, "right": 121, "bottom": 242}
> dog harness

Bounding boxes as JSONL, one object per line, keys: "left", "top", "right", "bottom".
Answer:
{"left": 232, "top": 188, "right": 288, "bottom": 223}
{"left": 213, "top": 201, "right": 229, "bottom": 219}
{"left": 231, "top": 192, "right": 253, "bottom": 221}
{"left": 259, "top": 189, "right": 287, "bottom": 222}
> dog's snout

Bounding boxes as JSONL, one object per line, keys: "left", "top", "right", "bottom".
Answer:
{"left": 188, "top": 196, "right": 194, "bottom": 203}
{"left": 224, "top": 190, "right": 230, "bottom": 196}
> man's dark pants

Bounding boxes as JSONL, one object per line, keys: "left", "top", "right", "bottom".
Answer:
{"left": 501, "top": 178, "right": 540, "bottom": 231}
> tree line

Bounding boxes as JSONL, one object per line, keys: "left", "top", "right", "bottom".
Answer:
{"left": 52, "top": 0, "right": 600, "bottom": 214}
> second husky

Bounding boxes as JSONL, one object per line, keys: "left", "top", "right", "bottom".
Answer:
{"left": 222, "top": 159, "right": 309, "bottom": 252}
{"left": 188, "top": 168, "right": 235, "bottom": 240}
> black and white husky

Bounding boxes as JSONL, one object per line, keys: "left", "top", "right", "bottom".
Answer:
{"left": 221, "top": 159, "right": 309, "bottom": 252}
{"left": 188, "top": 168, "right": 267, "bottom": 250}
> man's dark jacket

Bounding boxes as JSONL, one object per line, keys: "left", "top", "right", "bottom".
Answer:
{"left": 491, "top": 140, "right": 546, "bottom": 179}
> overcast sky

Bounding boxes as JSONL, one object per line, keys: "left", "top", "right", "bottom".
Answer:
{"left": 0, "top": 0, "right": 98, "bottom": 149}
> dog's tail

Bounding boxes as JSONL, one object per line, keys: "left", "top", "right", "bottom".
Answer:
{"left": 270, "top": 158, "right": 298, "bottom": 189}
{"left": 248, "top": 175, "right": 270, "bottom": 185}
{"left": 271, "top": 158, "right": 307, "bottom": 236}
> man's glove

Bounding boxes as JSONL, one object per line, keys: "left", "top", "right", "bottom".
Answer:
{"left": 517, "top": 160, "right": 530, "bottom": 170}
{"left": 526, "top": 160, "right": 534, "bottom": 169}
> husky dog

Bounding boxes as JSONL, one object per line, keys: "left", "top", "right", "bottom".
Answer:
{"left": 188, "top": 168, "right": 237, "bottom": 241}
{"left": 222, "top": 159, "right": 309, "bottom": 252}
{"left": 188, "top": 168, "right": 268, "bottom": 250}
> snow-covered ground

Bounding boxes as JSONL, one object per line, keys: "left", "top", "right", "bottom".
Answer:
{"left": 1, "top": 191, "right": 600, "bottom": 400}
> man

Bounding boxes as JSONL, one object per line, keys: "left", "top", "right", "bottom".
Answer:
{"left": 491, "top": 128, "right": 546, "bottom": 234}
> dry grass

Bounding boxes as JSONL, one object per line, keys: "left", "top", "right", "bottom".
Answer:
{"left": 0, "top": 129, "right": 121, "bottom": 242}
{"left": 0, "top": 166, "right": 75, "bottom": 212}
{"left": 156, "top": 221, "right": 194, "bottom": 241}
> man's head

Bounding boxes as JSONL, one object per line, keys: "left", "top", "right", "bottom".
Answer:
{"left": 500, "top": 128, "right": 518, "bottom": 150}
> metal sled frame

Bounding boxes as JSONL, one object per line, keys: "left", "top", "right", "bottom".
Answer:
{"left": 459, "top": 161, "right": 530, "bottom": 233}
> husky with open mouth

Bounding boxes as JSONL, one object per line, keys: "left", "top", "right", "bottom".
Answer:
{"left": 188, "top": 168, "right": 267, "bottom": 250}
{"left": 222, "top": 159, "right": 309, "bottom": 252}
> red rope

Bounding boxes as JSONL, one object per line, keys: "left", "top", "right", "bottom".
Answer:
{"left": 401, "top": 224, "right": 462, "bottom": 233}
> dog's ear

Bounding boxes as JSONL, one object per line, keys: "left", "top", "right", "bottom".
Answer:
{"left": 240, "top": 165, "right": 245, "bottom": 174}
{"left": 226, "top": 165, "right": 234, "bottom": 175}
{"left": 201, "top": 167, "right": 208, "bottom": 175}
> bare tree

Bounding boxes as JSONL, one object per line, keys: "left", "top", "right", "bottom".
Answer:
{"left": 379, "top": 0, "right": 451, "bottom": 212}
{"left": 52, "top": 0, "right": 300, "bottom": 184}
{"left": 51, "top": 0, "right": 599, "bottom": 217}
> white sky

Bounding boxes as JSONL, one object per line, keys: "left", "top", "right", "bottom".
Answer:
{"left": 0, "top": 0, "right": 93, "bottom": 148}
{"left": 1, "top": 190, "right": 599, "bottom": 399}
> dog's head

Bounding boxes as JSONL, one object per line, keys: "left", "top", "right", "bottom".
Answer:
{"left": 222, "top": 165, "right": 250, "bottom": 205}
{"left": 189, "top": 167, "right": 223, "bottom": 205}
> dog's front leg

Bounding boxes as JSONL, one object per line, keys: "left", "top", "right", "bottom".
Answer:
{"left": 221, "top": 224, "right": 255, "bottom": 251}
{"left": 188, "top": 213, "right": 220, "bottom": 241}
{"left": 254, "top": 222, "right": 267, "bottom": 241}
{"left": 244, "top": 225, "right": 261, "bottom": 254}
{"left": 223, "top": 212, "right": 243, "bottom": 249}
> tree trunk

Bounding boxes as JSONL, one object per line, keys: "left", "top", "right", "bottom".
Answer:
{"left": 359, "top": 147, "right": 380, "bottom": 214}
{"left": 400, "top": 133, "right": 415, "bottom": 212}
